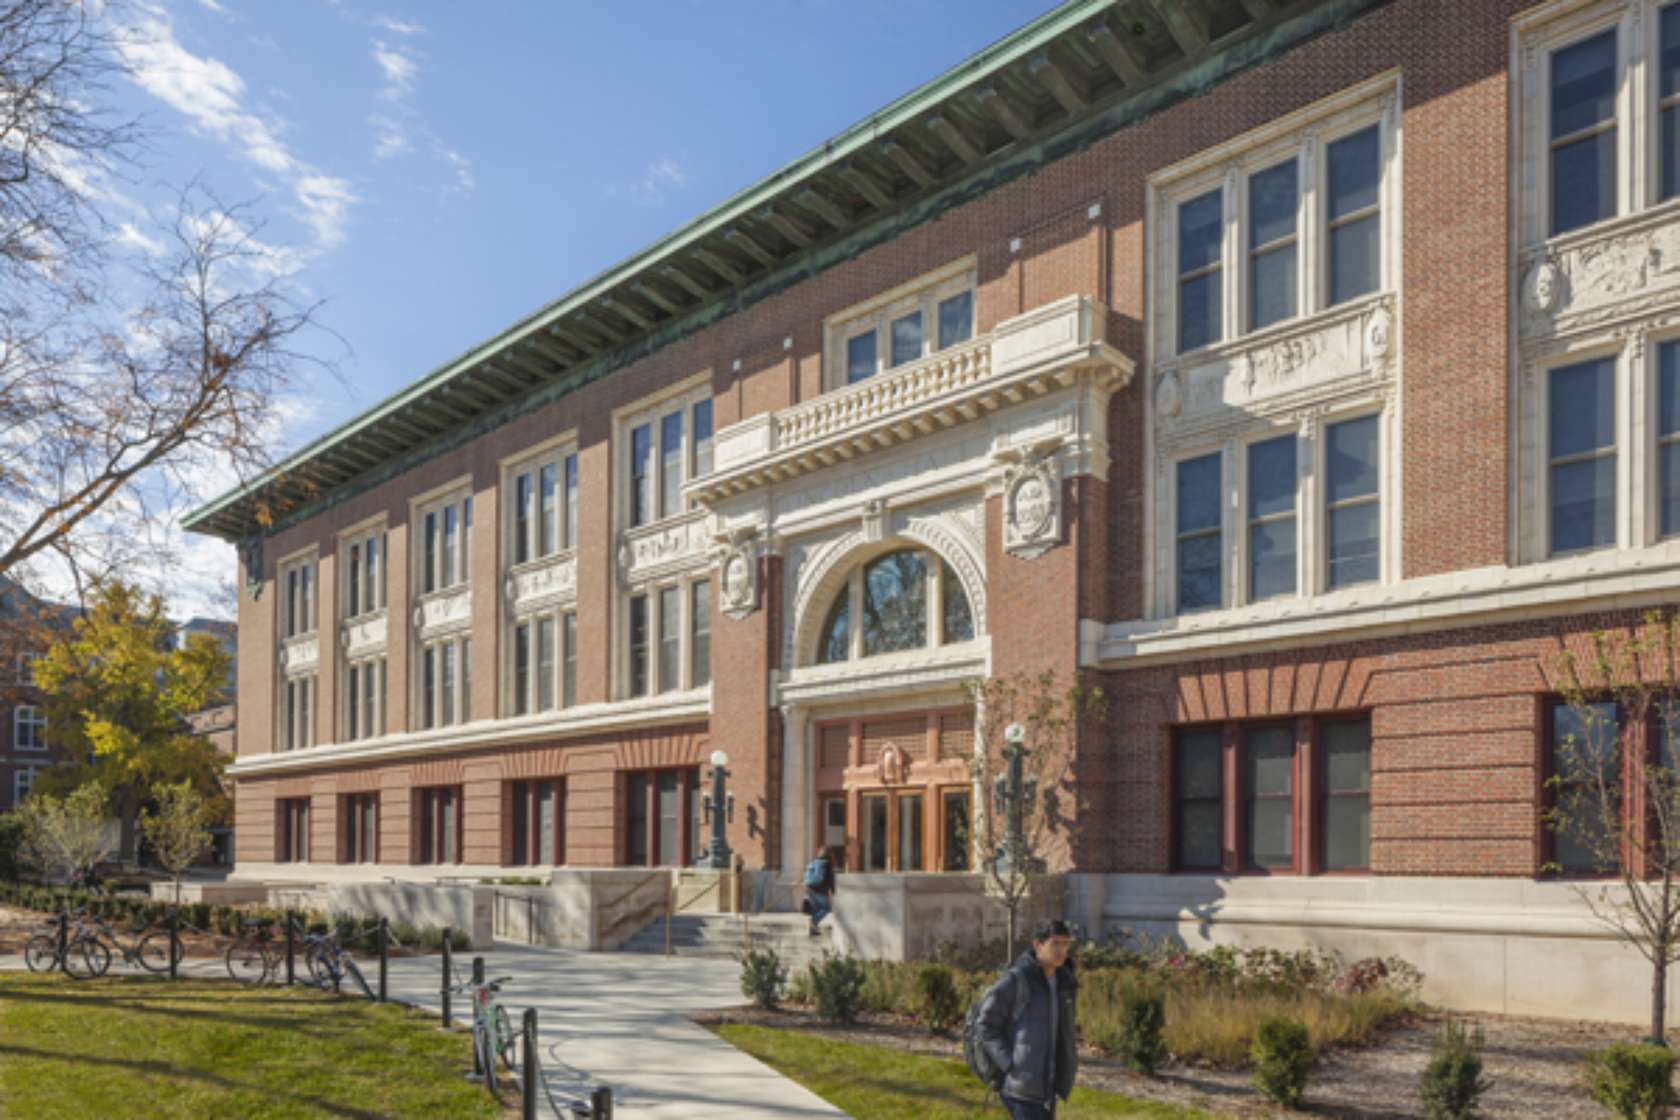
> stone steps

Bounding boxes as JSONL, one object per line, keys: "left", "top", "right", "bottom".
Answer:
{"left": 618, "top": 912, "right": 835, "bottom": 967}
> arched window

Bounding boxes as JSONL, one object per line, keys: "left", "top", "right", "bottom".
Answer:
{"left": 814, "top": 548, "right": 976, "bottom": 664}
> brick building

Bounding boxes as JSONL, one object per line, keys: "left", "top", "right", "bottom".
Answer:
{"left": 0, "top": 577, "right": 79, "bottom": 812}
{"left": 185, "top": 0, "right": 1680, "bottom": 1019}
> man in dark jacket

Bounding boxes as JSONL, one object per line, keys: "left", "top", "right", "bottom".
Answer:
{"left": 804, "top": 845, "right": 836, "bottom": 935}
{"left": 977, "top": 919, "right": 1079, "bottom": 1119}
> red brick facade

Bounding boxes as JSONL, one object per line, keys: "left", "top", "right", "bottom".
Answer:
{"left": 214, "top": 0, "right": 1680, "bottom": 895}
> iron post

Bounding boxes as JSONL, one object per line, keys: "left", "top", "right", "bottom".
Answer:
{"left": 703, "top": 749, "right": 733, "bottom": 870}
{"left": 378, "top": 917, "right": 389, "bottom": 1002}
{"left": 440, "top": 928, "right": 452, "bottom": 1027}
{"left": 522, "top": 1007, "right": 538, "bottom": 1119}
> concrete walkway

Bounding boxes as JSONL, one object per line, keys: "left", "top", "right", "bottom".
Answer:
{"left": 1, "top": 944, "right": 848, "bottom": 1119}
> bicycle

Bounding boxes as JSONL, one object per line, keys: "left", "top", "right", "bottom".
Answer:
{"left": 297, "top": 920, "right": 374, "bottom": 1000}
{"left": 449, "top": 971, "right": 519, "bottom": 1103}
{"left": 23, "top": 911, "right": 112, "bottom": 979}
{"left": 225, "top": 918, "right": 283, "bottom": 985}
{"left": 83, "top": 914, "right": 177, "bottom": 975}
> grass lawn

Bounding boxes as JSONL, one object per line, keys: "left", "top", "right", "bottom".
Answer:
{"left": 713, "top": 1023, "right": 1214, "bottom": 1120}
{"left": 0, "top": 972, "right": 500, "bottom": 1119}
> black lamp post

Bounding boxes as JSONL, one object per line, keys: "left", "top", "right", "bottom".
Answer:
{"left": 702, "top": 749, "right": 734, "bottom": 870}
{"left": 991, "top": 722, "right": 1039, "bottom": 877}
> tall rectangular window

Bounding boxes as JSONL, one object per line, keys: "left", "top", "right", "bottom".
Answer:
{"left": 508, "top": 779, "right": 564, "bottom": 866}
{"left": 1245, "top": 726, "right": 1296, "bottom": 870}
{"left": 1326, "top": 415, "right": 1381, "bottom": 588}
{"left": 366, "top": 535, "right": 380, "bottom": 612}
{"left": 460, "top": 638, "right": 471, "bottom": 723}
{"left": 657, "top": 770, "right": 681, "bottom": 866}
{"left": 417, "top": 786, "right": 462, "bottom": 865}
{"left": 626, "top": 773, "right": 649, "bottom": 865}
{"left": 422, "top": 647, "right": 436, "bottom": 730}
{"left": 462, "top": 497, "right": 472, "bottom": 581}
{"left": 1175, "top": 730, "right": 1223, "bottom": 870}
{"left": 1177, "top": 453, "right": 1222, "bottom": 613}
{"left": 362, "top": 661, "right": 378, "bottom": 739}
{"left": 691, "top": 581, "right": 711, "bottom": 688}
{"left": 658, "top": 586, "right": 681, "bottom": 693}
{"left": 1551, "top": 700, "right": 1619, "bottom": 874}
{"left": 537, "top": 615, "right": 556, "bottom": 712}
{"left": 1663, "top": 6, "right": 1680, "bottom": 201}
{"left": 1178, "top": 188, "right": 1223, "bottom": 352}
{"left": 348, "top": 543, "right": 360, "bottom": 619}
{"left": 630, "top": 422, "right": 652, "bottom": 527}
{"left": 280, "top": 798, "right": 310, "bottom": 862}
{"left": 346, "top": 666, "right": 360, "bottom": 740}
{"left": 443, "top": 503, "right": 459, "bottom": 588}
{"left": 692, "top": 400, "right": 713, "bottom": 482}
{"left": 629, "top": 595, "right": 649, "bottom": 697}
{"left": 562, "top": 612, "right": 577, "bottom": 708}
{"left": 1660, "top": 341, "right": 1680, "bottom": 538}
{"left": 1247, "top": 435, "right": 1297, "bottom": 601}
{"left": 1327, "top": 125, "right": 1381, "bottom": 304}
{"left": 513, "top": 622, "right": 531, "bottom": 716}
{"left": 941, "top": 789, "right": 971, "bottom": 871}
{"left": 564, "top": 453, "right": 579, "bottom": 549}
{"left": 660, "top": 412, "right": 683, "bottom": 518}
{"left": 1248, "top": 159, "right": 1298, "bottom": 331}
{"left": 423, "top": 512, "right": 438, "bottom": 594}
{"left": 1551, "top": 30, "right": 1618, "bottom": 235}
{"left": 1321, "top": 719, "right": 1371, "bottom": 871}
{"left": 440, "top": 642, "right": 456, "bottom": 728}
{"left": 539, "top": 462, "right": 558, "bottom": 557}
{"left": 14, "top": 706, "right": 46, "bottom": 750}
{"left": 342, "top": 793, "right": 377, "bottom": 864}
{"left": 515, "top": 472, "right": 533, "bottom": 565}
{"left": 1549, "top": 357, "right": 1617, "bottom": 554}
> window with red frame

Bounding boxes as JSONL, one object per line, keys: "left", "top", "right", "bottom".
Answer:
{"left": 341, "top": 793, "right": 377, "bottom": 864}
{"left": 508, "top": 778, "right": 564, "bottom": 867}
{"left": 416, "top": 786, "right": 462, "bottom": 865}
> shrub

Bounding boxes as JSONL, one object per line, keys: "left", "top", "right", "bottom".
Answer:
{"left": 1419, "top": 1020, "right": 1489, "bottom": 1120}
{"left": 1251, "top": 1016, "right": 1313, "bottom": 1107}
{"left": 1112, "top": 985, "right": 1168, "bottom": 1076}
{"left": 1162, "top": 981, "right": 1409, "bottom": 1067}
{"left": 858, "top": 960, "right": 921, "bottom": 1015}
{"left": 914, "top": 965, "right": 963, "bottom": 1034}
{"left": 1584, "top": 1042, "right": 1676, "bottom": 1120}
{"left": 741, "top": 948, "right": 788, "bottom": 1010}
{"left": 807, "top": 953, "right": 868, "bottom": 1025}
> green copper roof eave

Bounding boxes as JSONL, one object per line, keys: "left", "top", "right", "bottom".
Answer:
{"left": 180, "top": 0, "right": 1115, "bottom": 539}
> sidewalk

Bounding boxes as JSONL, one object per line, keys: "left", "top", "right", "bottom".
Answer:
{"left": 1, "top": 944, "right": 848, "bottom": 1119}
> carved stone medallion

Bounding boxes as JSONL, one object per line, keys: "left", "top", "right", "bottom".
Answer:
{"left": 1001, "top": 445, "right": 1062, "bottom": 560}
{"left": 1523, "top": 258, "right": 1561, "bottom": 315}
{"left": 1154, "top": 370, "right": 1182, "bottom": 419}
{"left": 714, "top": 528, "right": 761, "bottom": 621}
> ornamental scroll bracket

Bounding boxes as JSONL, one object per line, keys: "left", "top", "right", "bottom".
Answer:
{"left": 994, "top": 435, "right": 1064, "bottom": 560}
{"left": 712, "top": 523, "right": 762, "bottom": 621}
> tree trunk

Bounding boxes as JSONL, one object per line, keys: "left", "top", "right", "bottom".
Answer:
{"left": 1006, "top": 905, "right": 1017, "bottom": 966}
{"left": 118, "top": 806, "right": 137, "bottom": 864}
{"left": 1654, "top": 954, "right": 1668, "bottom": 1044}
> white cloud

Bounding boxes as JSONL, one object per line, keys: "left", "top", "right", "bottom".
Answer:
{"left": 372, "top": 15, "right": 423, "bottom": 36}
{"left": 372, "top": 40, "right": 418, "bottom": 100}
{"left": 437, "top": 145, "right": 474, "bottom": 195}
{"left": 615, "top": 157, "right": 689, "bottom": 205}
{"left": 369, "top": 113, "right": 411, "bottom": 159}
{"left": 194, "top": 0, "right": 227, "bottom": 12}
{"left": 113, "top": 222, "right": 165, "bottom": 256}
{"left": 114, "top": 5, "right": 356, "bottom": 254}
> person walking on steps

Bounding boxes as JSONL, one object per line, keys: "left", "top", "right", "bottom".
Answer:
{"left": 976, "top": 919, "right": 1079, "bottom": 1119}
{"left": 803, "top": 844, "right": 835, "bottom": 936}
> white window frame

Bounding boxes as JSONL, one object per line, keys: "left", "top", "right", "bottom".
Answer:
{"left": 14, "top": 765, "right": 39, "bottom": 804}
{"left": 14, "top": 705, "right": 46, "bottom": 751}
{"left": 338, "top": 519, "right": 387, "bottom": 621}
{"left": 501, "top": 432, "right": 580, "bottom": 568}
{"left": 278, "top": 552, "right": 318, "bottom": 640}
{"left": 281, "top": 674, "right": 316, "bottom": 752}
{"left": 1149, "top": 74, "right": 1399, "bottom": 364}
{"left": 1652, "top": 332, "right": 1680, "bottom": 541}
{"left": 505, "top": 607, "right": 580, "bottom": 717}
{"left": 416, "top": 635, "right": 470, "bottom": 731}
{"left": 1513, "top": 0, "right": 1668, "bottom": 250}
{"left": 616, "top": 385, "right": 712, "bottom": 530}
{"left": 341, "top": 655, "right": 385, "bottom": 743}
{"left": 16, "top": 652, "right": 38, "bottom": 686}
{"left": 410, "top": 480, "right": 474, "bottom": 597}
{"left": 822, "top": 257, "right": 977, "bottom": 392}
{"left": 619, "top": 574, "right": 712, "bottom": 698}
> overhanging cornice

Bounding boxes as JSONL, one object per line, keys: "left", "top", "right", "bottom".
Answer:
{"left": 184, "top": 0, "right": 1382, "bottom": 544}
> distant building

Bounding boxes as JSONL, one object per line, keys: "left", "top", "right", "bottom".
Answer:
{"left": 0, "top": 576, "right": 80, "bottom": 812}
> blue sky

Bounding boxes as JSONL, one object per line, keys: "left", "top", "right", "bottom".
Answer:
{"left": 105, "top": 0, "right": 1052, "bottom": 619}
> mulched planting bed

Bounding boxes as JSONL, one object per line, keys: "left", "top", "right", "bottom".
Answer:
{"left": 696, "top": 1002, "right": 1661, "bottom": 1117}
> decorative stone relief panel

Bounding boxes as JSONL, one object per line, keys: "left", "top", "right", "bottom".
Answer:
{"left": 620, "top": 509, "right": 711, "bottom": 583}
{"left": 413, "top": 586, "right": 471, "bottom": 639}
{"left": 995, "top": 440, "right": 1063, "bottom": 559}
{"left": 1153, "top": 293, "right": 1396, "bottom": 439}
{"left": 712, "top": 526, "right": 761, "bottom": 621}
{"left": 504, "top": 553, "right": 577, "bottom": 616}
{"left": 1519, "top": 210, "right": 1680, "bottom": 341}
{"left": 341, "top": 611, "right": 387, "bottom": 660}
{"left": 279, "top": 634, "right": 318, "bottom": 673}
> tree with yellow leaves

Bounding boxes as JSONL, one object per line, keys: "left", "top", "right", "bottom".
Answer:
{"left": 32, "top": 583, "right": 230, "bottom": 863}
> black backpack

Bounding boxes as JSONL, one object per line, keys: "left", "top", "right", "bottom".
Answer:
{"left": 963, "top": 971, "right": 1028, "bottom": 1090}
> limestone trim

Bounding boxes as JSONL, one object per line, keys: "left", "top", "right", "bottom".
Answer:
{"left": 783, "top": 505, "right": 988, "bottom": 672}
{"left": 341, "top": 610, "right": 388, "bottom": 661}
{"left": 505, "top": 551, "right": 579, "bottom": 617}
{"left": 777, "top": 640, "right": 989, "bottom": 710}
{"left": 619, "top": 508, "right": 711, "bottom": 584}
{"left": 413, "top": 585, "right": 472, "bottom": 641}
{"left": 227, "top": 686, "right": 712, "bottom": 776}
{"left": 693, "top": 296, "right": 1133, "bottom": 505}
{"left": 1091, "top": 535, "right": 1680, "bottom": 667}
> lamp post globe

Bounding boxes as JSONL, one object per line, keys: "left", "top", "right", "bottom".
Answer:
{"left": 705, "top": 749, "right": 733, "bottom": 869}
